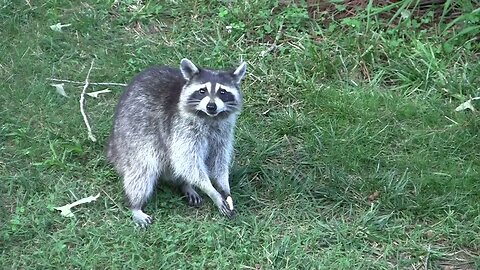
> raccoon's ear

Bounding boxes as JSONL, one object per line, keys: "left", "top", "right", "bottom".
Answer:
{"left": 180, "top": 58, "right": 199, "bottom": 81}
{"left": 232, "top": 61, "right": 247, "bottom": 84}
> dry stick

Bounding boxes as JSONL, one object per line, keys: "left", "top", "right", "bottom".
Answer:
{"left": 100, "top": 188, "right": 124, "bottom": 213}
{"left": 260, "top": 20, "right": 284, "bottom": 57}
{"left": 80, "top": 60, "right": 97, "bottom": 142}
{"left": 48, "top": 78, "right": 127, "bottom": 87}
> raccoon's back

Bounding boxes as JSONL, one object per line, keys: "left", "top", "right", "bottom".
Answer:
{"left": 118, "top": 66, "right": 185, "bottom": 115}
{"left": 107, "top": 66, "right": 185, "bottom": 162}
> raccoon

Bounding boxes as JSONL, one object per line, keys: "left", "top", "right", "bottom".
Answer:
{"left": 106, "top": 58, "right": 246, "bottom": 227}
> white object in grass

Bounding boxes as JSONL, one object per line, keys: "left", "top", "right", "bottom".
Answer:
{"left": 455, "top": 97, "right": 479, "bottom": 112}
{"left": 51, "top": 83, "right": 68, "bottom": 97}
{"left": 86, "top": 89, "right": 111, "bottom": 98}
{"left": 50, "top": 23, "right": 71, "bottom": 32}
{"left": 226, "top": 196, "right": 234, "bottom": 210}
{"left": 55, "top": 193, "right": 100, "bottom": 217}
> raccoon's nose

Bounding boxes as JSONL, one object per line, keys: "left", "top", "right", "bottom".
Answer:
{"left": 206, "top": 102, "right": 217, "bottom": 114}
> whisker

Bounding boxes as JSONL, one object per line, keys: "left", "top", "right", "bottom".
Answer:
{"left": 226, "top": 104, "right": 240, "bottom": 110}
{"left": 186, "top": 101, "right": 201, "bottom": 105}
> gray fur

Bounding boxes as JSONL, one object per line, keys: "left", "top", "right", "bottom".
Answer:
{"left": 107, "top": 59, "right": 246, "bottom": 226}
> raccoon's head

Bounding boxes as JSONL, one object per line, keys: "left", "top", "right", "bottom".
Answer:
{"left": 179, "top": 58, "right": 246, "bottom": 118}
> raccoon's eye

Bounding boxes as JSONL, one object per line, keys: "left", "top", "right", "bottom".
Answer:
{"left": 219, "top": 89, "right": 226, "bottom": 95}
{"left": 198, "top": 88, "right": 207, "bottom": 94}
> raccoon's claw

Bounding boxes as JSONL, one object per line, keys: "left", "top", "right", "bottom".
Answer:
{"left": 186, "top": 192, "right": 203, "bottom": 207}
{"left": 220, "top": 198, "right": 236, "bottom": 218}
{"left": 132, "top": 209, "right": 153, "bottom": 228}
{"left": 182, "top": 184, "right": 203, "bottom": 207}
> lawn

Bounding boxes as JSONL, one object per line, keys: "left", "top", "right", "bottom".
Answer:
{"left": 1, "top": 0, "right": 479, "bottom": 269}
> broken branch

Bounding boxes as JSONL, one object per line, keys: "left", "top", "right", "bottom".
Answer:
{"left": 80, "top": 60, "right": 97, "bottom": 142}
{"left": 48, "top": 78, "right": 127, "bottom": 87}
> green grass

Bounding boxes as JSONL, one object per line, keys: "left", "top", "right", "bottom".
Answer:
{"left": 1, "top": 0, "right": 479, "bottom": 268}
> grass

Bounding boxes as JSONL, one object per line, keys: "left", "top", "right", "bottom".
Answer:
{"left": 1, "top": 0, "right": 479, "bottom": 268}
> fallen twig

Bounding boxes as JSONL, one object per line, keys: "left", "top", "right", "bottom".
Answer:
{"left": 49, "top": 63, "right": 126, "bottom": 142}
{"left": 260, "top": 21, "right": 284, "bottom": 57}
{"left": 48, "top": 78, "right": 127, "bottom": 87}
{"left": 80, "top": 60, "right": 97, "bottom": 142}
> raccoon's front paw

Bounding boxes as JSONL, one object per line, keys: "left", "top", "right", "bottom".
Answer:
{"left": 219, "top": 196, "right": 236, "bottom": 218}
{"left": 132, "top": 209, "right": 153, "bottom": 228}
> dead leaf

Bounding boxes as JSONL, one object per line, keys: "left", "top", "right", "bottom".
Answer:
{"left": 148, "top": 24, "right": 160, "bottom": 34}
{"left": 50, "top": 23, "right": 72, "bottom": 32}
{"left": 54, "top": 193, "right": 100, "bottom": 217}
{"left": 368, "top": 190, "right": 380, "bottom": 202}
{"left": 455, "top": 97, "right": 479, "bottom": 112}
{"left": 51, "top": 83, "right": 68, "bottom": 97}
{"left": 133, "top": 21, "right": 143, "bottom": 33}
{"left": 425, "top": 230, "right": 434, "bottom": 238}
{"left": 86, "top": 89, "right": 111, "bottom": 98}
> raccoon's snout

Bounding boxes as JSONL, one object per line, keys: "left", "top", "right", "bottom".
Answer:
{"left": 206, "top": 102, "right": 217, "bottom": 114}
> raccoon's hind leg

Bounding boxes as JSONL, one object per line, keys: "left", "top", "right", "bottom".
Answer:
{"left": 123, "top": 165, "right": 160, "bottom": 227}
{"left": 181, "top": 183, "right": 203, "bottom": 207}
{"left": 132, "top": 209, "right": 153, "bottom": 226}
